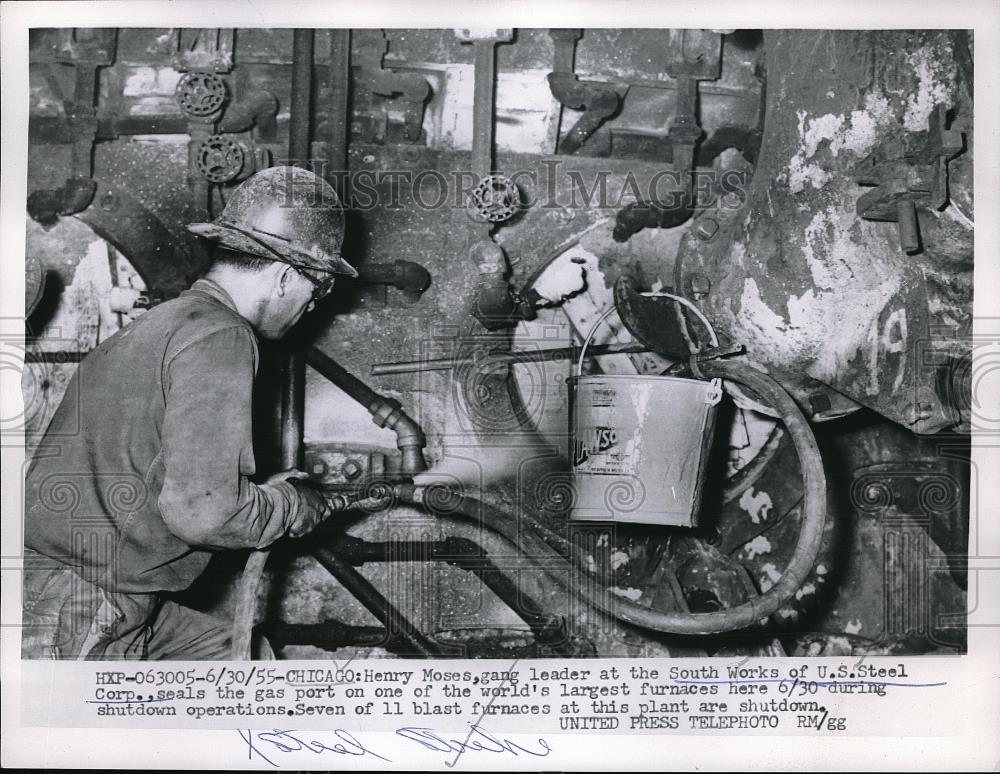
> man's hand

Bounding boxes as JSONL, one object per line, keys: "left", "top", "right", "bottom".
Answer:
{"left": 267, "top": 470, "right": 332, "bottom": 539}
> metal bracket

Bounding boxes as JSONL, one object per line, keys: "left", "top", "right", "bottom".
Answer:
{"left": 172, "top": 28, "right": 234, "bottom": 73}
{"left": 664, "top": 30, "right": 722, "bottom": 174}
{"left": 28, "top": 28, "right": 118, "bottom": 223}
{"left": 611, "top": 30, "right": 722, "bottom": 241}
{"left": 547, "top": 29, "right": 625, "bottom": 154}
{"left": 355, "top": 30, "right": 431, "bottom": 143}
{"left": 855, "top": 104, "right": 964, "bottom": 254}
{"left": 54, "top": 28, "right": 117, "bottom": 66}
{"left": 453, "top": 28, "right": 514, "bottom": 43}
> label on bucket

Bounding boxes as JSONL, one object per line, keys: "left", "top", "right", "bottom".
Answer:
{"left": 573, "top": 424, "right": 638, "bottom": 475}
{"left": 573, "top": 380, "right": 643, "bottom": 476}
{"left": 571, "top": 374, "right": 716, "bottom": 526}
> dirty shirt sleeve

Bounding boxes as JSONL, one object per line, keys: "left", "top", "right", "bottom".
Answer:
{"left": 157, "top": 325, "right": 304, "bottom": 549}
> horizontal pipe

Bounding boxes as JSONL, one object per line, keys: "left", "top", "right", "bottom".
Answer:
{"left": 371, "top": 342, "right": 648, "bottom": 376}
{"left": 29, "top": 96, "right": 277, "bottom": 144}
{"left": 266, "top": 620, "right": 388, "bottom": 650}
{"left": 356, "top": 260, "right": 431, "bottom": 293}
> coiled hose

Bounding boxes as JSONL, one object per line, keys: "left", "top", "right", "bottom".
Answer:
{"left": 232, "top": 359, "right": 825, "bottom": 656}
{"left": 407, "top": 357, "right": 826, "bottom": 636}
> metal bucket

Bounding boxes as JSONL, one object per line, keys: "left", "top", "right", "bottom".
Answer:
{"left": 570, "top": 307, "right": 722, "bottom": 527}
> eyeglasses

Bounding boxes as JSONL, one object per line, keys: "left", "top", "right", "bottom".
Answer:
{"left": 295, "top": 267, "right": 337, "bottom": 302}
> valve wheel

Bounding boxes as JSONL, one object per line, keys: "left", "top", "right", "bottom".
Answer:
{"left": 175, "top": 71, "right": 226, "bottom": 117}
{"left": 195, "top": 134, "right": 247, "bottom": 183}
{"left": 468, "top": 174, "right": 520, "bottom": 223}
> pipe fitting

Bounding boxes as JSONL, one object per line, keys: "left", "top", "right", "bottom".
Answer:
{"left": 218, "top": 90, "right": 279, "bottom": 134}
{"left": 305, "top": 347, "right": 428, "bottom": 476}
{"left": 391, "top": 415, "right": 428, "bottom": 476}
{"left": 356, "top": 260, "right": 432, "bottom": 293}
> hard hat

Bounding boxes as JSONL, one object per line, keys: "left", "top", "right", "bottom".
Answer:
{"left": 187, "top": 166, "right": 358, "bottom": 278}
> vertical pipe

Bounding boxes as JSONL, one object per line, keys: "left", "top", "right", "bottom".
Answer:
{"left": 471, "top": 40, "right": 496, "bottom": 180}
{"left": 327, "top": 29, "right": 351, "bottom": 202}
{"left": 288, "top": 29, "right": 315, "bottom": 164}
{"left": 281, "top": 28, "right": 315, "bottom": 471}
{"left": 234, "top": 29, "right": 315, "bottom": 659}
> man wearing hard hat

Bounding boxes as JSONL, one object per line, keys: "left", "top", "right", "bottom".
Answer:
{"left": 22, "top": 166, "right": 356, "bottom": 660}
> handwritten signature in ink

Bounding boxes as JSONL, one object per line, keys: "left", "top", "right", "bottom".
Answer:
{"left": 396, "top": 724, "right": 552, "bottom": 759}
{"left": 237, "top": 728, "right": 391, "bottom": 766}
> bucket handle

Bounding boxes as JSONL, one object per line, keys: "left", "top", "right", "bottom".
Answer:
{"left": 575, "top": 291, "right": 721, "bottom": 378}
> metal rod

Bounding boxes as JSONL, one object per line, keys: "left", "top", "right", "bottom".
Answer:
{"left": 370, "top": 342, "right": 649, "bottom": 376}
{"left": 311, "top": 545, "right": 443, "bottom": 657}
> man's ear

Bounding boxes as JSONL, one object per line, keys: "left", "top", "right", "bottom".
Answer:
{"left": 274, "top": 263, "right": 295, "bottom": 297}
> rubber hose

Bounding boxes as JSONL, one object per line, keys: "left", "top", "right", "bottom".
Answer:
{"left": 722, "top": 424, "right": 785, "bottom": 505}
{"left": 230, "top": 494, "right": 396, "bottom": 660}
{"left": 231, "top": 549, "right": 269, "bottom": 660}
{"left": 414, "top": 358, "right": 826, "bottom": 635}
{"left": 234, "top": 361, "right": 825, "bottom": 648}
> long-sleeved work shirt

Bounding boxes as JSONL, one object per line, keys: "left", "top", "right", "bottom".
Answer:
{"left": 24, "top": 278, "right": 310, "bottom": 594}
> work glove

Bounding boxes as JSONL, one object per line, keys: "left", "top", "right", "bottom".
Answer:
{"left": 266, "top": 469, "right": 332, "bottom": 539}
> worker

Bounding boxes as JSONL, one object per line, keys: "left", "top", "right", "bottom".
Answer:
{"left": 21, "top": 166, "right": 357, "bottom": 660}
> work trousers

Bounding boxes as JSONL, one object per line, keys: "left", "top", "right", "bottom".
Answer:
{"left": 21, "top": 549, "right": 232, "bottom": 660}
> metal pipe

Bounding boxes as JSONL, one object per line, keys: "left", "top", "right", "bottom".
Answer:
{"left": 306, "top": 346, "right": 383, "bottom": 411}
{"left": 281, "top": 28, "right": 315, "bottom": 472}
{"left": 371, "top": 342, "right": 648, "bottom": 376}
{"left": 230, "top": 490, "right": 392, "bottom": 660}
{"left": 279, "top": 356, "right": 304, "bottom": 471}
{"left": 288, "top": 29, "right": 315, "bottom": 163}
{"left": 311, "top": 545, "right": 443, "bottom": 657}
{"left": 896, "top": 198, "right": 921, "bottom": 254}
{"left": 471, "top": 40, "right": 497, "bottom": 179}
{"left": 218, "top": 90, "right": 279, "bottom": 134}
{"left": 266, "top": 619, "right": 389, "bottom": 651}
{"left": 326, "top": 28, "right": 351, "bottom": 201}
{"left": 356, "top": 260, "right": 431, "bottom": 294}
{"left": 28, "top": 103, "right": 275, "bottom": 143}
{"left": 331, "top": 534, "right": 571, "bottom": 653}
{"left": 233, "top": 28, "right": 315, "bottom": 661}
{"left": 306, "top": 346, "right": 427, "bottom": 475}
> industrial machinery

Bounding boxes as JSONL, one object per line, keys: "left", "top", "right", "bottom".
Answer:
{"left": 24, "top": 28, "right": 972, "bottom": 660}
